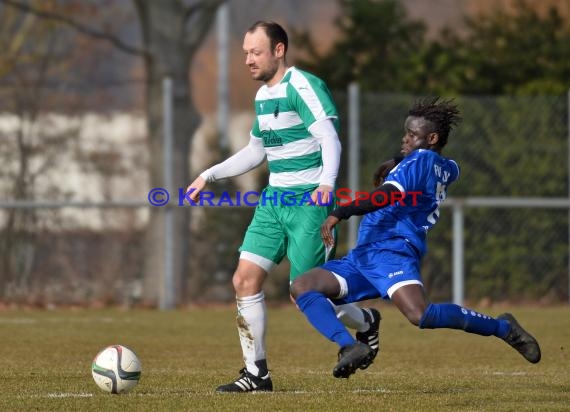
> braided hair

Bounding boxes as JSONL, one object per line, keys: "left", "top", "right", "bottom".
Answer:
{"left": 408, "top": 97, "right": 462, "bottom": 148}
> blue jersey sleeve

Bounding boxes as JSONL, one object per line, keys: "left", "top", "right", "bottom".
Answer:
{"left": 384, "top": 150, "right": 430, "bottom": 194}
{"left": 448, "top": 159, "right": 460, "bottom": 183}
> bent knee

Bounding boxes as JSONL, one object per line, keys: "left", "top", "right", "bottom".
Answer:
{"left": 290, "top": 277, "right": 310, "bottom": 300}
{"left": 291, "top": 269, "right": 340, "bottom": 301}
{"left": 232, "top": 269, "right": 264, "bottom": 295}
{"left": 402, "top": 307, "right": 426, "bottom": 327}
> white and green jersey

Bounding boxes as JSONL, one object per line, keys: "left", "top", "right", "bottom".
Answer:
{"left": 251, "top": 66, "right": 339, "bottom": 191}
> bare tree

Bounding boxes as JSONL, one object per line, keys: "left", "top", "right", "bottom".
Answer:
{"left": 0, "top": 4, "right": 83, "bottom": 297}
{"left": 0, "top": 0, "right": 225, "bottom": 305}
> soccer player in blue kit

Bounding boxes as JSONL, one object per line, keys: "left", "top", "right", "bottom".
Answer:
{"left": 290, "top": 97, "right": 541, "bottom": 378}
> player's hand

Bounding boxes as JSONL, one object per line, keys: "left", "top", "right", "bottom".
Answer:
{"left": 372, "top": 158, "right": 397, "bottom": 187}
{"left": 321, "top": 215, "right": 339, "bottom": 247}
{"left": 311, "top": 185, "right": 333, "bottom": 205}
{"left": 185, "top": 176, "right": 206, "bottom": 202}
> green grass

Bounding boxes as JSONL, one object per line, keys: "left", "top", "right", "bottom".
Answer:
{"left": 0, "top": 304, "right": 568, "bottom": 411}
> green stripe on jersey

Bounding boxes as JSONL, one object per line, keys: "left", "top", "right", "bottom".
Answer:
{"left": 287, "top": 68, "right": 339, "bottom": 131}
{"left": 268, "top": 151, "right": 322, "bottom": 173}
{"left": 261, "top": 125, "right": 310, "bottom": 147}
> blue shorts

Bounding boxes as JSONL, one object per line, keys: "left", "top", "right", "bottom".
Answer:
{"left": 322, "top": 238, "right": 423, "bottom": 304}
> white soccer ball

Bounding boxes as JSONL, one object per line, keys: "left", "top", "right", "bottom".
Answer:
{"left": 91, "top": 345, "right": 142, "bottom": 394}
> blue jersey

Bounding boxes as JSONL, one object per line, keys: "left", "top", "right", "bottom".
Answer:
{"left": 356, "top": 149, "right": 459, "bottom": 256}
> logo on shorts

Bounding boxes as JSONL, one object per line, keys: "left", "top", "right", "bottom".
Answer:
{"left": 388, "top": 270, "right": 404, "bottom": 279}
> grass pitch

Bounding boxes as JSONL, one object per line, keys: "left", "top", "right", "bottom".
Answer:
{"left": 0, "top": 304, "right": 568, "bottom": 411}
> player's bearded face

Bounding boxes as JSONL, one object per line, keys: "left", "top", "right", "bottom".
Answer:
{"left": 401, "top": 116, "right": 437, "bottom": 155}
{"left": 250, "top": 54, "right": 279, "bottom": 82}
{"left": 243, "top": 30, "right": 280, "bottom": 83}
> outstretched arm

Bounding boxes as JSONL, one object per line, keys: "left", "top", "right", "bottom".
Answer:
{"left": 331, "top": 183, "right": 402, "bottom": 220}
{"left": 200, "top": 135, "right": 265, "bottom": 182}
{"left": 321, "top": 183, "right": 402, "bottom": 246}
{"left": 185, "top": 135, "right": 265, "bottom": 202}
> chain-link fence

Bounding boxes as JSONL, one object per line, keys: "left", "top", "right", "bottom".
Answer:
{"left": 0, "top": 92, "right": 568, "bottom": 305}
{"left": 337, "top": 92, "right": 569, "bottom": 304}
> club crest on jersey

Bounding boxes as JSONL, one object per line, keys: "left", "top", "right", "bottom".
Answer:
{"left": 262, "top": 129, "right": 282, "bottom": 147}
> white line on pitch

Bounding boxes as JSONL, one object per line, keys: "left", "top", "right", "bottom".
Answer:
{"left": 46, "top": 393, "right": 94, "bottom": 398}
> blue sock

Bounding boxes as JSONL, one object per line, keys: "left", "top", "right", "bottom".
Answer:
{"left": 419, "top": 303, "right": 510, "bottom": 338}
{"left": 295, "top": 291, "right": 356, "bottom": 348}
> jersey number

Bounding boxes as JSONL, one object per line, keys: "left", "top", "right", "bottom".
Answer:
{"left": 427, "top": 182, "right": 447, "bottom": 224}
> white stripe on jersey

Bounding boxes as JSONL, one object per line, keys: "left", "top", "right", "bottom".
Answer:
{"left": 269, "top": 167, "right": 323, "bottom": 187}
{"left": 385, "top": 180, "right": 405, "bottom": 194}
{"left": 257, "top": 111, "right": 303, "bottom": 132}
{"left": 265, "top": 138, "right": 321, "bottom": 162}
{"left": 256, "top": 82, "right": 288, "bottom": 100}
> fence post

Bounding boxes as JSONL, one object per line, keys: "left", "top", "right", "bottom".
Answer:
{"left": 348, "top": 82, "right": 360, "bottom": 247}
{"left": 452, "top": 201, "right": 464, "bottom": 305}
{"left": 161, "top": 77, "right": 174, "bottom": 310}
{"left": 217, "top": 3, "right": 229, "bottom": 151}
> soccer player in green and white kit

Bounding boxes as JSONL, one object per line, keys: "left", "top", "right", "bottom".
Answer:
{"left": 186, "top": 21, "right": 380, "bottom": 392}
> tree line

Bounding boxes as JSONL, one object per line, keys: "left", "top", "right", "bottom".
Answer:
{"left": 0, "top": 0, "right": 568, "bottom": 304}
{"left": 293, "top": 0, "right": 570, "bottom": 96}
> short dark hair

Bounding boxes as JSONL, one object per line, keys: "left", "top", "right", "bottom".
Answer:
{"left": 247, "top": 20, "right": 288, "bottom": 54}
{"left": 408, "top": 97, "right": 462, "bottom": 148}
